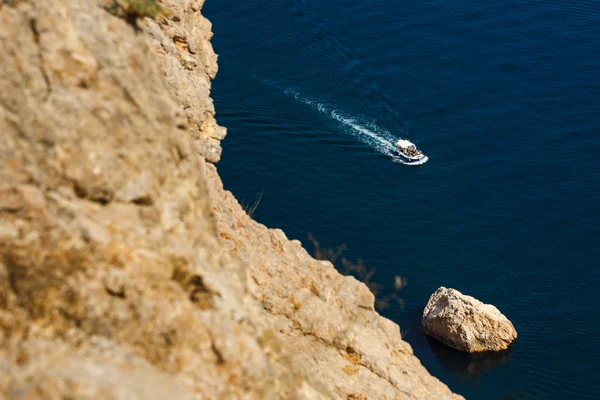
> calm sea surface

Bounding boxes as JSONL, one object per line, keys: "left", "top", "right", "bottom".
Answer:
{"left": 204, "top": 0, "right": 600, "bottom": 398}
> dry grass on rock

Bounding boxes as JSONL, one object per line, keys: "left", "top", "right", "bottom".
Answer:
{"left": 308, "top": 234, "right": 407, "bottom": 311}
{"left": 107, "top": 0, "right": 163, "bottom": 19}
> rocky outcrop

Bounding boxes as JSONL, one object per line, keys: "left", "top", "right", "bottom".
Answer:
{"left": 145, "top": 0, "right": 226, "bottom": 162}
{"left": 422, "top": 287, "right": 517, "bottom": 353}
{"left": 0, "top": 0, "right": 461, "bottom": 399}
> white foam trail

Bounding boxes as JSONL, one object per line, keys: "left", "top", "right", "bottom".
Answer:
{"left": 280, "top": 86, "right": 427, "bottom": 165}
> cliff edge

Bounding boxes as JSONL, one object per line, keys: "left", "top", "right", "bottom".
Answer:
{"left": 0, "top": 1, "right": 462, "bottom": 399}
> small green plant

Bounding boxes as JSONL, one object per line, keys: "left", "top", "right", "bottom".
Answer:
{"left": 118, "top": 0, "right": 162, "bottom": 19}
{"left": 308, "top": 234, "right": 407, "bottom": 310}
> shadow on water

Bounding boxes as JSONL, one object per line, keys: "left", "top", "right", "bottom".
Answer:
{"left": 400, "top": 308, "right": 513, "bottom": 384}
{"left": 424, "top": 336, "right": 513, "bottom": 381}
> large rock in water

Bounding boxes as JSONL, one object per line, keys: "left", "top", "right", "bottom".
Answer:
{"left": 422, "top": 287, "right": 517, "bottom": 352}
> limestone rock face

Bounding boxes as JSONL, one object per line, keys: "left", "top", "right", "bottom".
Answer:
{"left": 145, "top": 0, "right": 227, "bottom": 162}
{"left": 0, "top": 1, "right": 461, "bottom": 399}
{"left": 422, "top": 287, "right": 517, "bottom": 353}
{"left": 204, "top": 165, "right": 464, "bottom": 400}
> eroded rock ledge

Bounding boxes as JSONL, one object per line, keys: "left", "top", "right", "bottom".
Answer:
{"left": 0, "top": 1, "right": 462, "bottom": 398}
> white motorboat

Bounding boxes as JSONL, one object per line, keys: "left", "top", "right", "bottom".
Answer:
{"left": 396, "top": 139, "right": 427, "bottom": 164}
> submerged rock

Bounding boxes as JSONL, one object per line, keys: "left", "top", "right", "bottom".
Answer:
{"left": 422, "top": 287, "right": 517, "bottom": 352}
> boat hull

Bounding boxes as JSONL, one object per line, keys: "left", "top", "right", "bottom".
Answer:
{"left": 397, "top": 152, "right": 425, "bottom": 164}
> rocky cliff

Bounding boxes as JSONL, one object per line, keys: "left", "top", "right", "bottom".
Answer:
{"left": 0, "top": 1, "right": 462, "bottom": 399}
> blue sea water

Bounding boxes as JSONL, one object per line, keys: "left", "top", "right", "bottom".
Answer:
{"left": 203, "top": 0, "right": 600, "bottom": 398}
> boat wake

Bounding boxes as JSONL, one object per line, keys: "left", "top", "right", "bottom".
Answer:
{"left": 271, "top": 83, "right": 427, "bottom": 165}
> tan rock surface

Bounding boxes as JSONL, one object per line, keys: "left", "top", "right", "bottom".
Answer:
{"left": 422, "top": 287, "right": 517, "bottom": 353}
{"left": 0, "top": 0, "right": 462, "bottom": 399}
{"left": 145, "top": 0, "right": 226, "bottom": 162}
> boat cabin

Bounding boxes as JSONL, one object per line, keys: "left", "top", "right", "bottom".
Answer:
{"left": 396, "top": 139, "right": 419, "bottom": 156}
